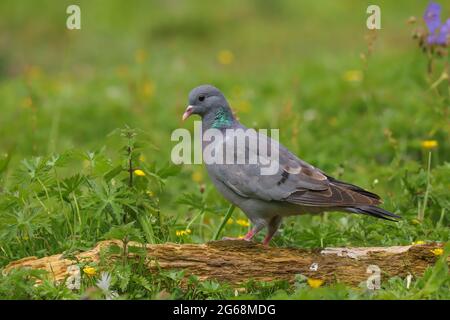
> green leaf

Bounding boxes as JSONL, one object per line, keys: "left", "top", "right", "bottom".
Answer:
{"left": 157, "top": 163, "right": 182, "bottom": 179}
{"left": 213, "top": 204, "right": 236, "bottom": 241}
{"left": 104, "top": 165, "right": 124, "bottom": 183}
{"left": 104, "top": 222, "right": 143, "bottom": 242}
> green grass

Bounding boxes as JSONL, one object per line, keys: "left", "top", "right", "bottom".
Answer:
{"left": 0, "top": 0, "right": 449, "bottom": 299}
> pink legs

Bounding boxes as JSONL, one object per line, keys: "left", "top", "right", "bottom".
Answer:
{"left": 223, "top": 229, "right": 274, "bottom": 245}
{"left": 262, "top": 216, "right": 282, "bottom": 246}
{"left": 222, "top": 216, "right": 281, "bottom": 246}
{"left": 262, "top": 233, "right": 274, "bottom": 246}
{"left": 222, "top": 228, "right": 256, "bottom": 241}
{"left": 243, "top": 229, "right": 255, "bottom": 240}
{"left": 222, "top": 224, "right": 262, "bottom": 242}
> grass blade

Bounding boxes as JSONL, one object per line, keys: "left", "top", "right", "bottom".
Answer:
{"left": 213, "top": 204, "right": 235, "bottom": 241}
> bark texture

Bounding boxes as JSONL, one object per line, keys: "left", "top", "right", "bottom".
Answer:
{"left": 4, "top": 240, "right": 448, "bottom": 286}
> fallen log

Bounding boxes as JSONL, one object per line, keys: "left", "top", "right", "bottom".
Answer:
{"left": 3, "top": 240, "right": 448, "bottom": 287}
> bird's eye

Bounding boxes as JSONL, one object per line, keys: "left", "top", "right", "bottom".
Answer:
{"left": 198, "top": 95, "right": 205, "bottom": 102}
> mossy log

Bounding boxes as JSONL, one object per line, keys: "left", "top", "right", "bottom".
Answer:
{"left": 4, "top": 240, "right": 448, "bottom": 287}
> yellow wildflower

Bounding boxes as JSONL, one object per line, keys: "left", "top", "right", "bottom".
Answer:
{"left": 236, "top": 219, "right": 250, "bottom": 227}
{"left": 231, "top": 85, "right": 242, "bottom": 96}
{"left": 234, "top": 100, "right": 251, "bottom": 113}
{"left": 307, "top": 278, "right": 324, "bottom": 288}
{"left": 412, "top": 240, "right": 426, "bottom": 245}
{"left": 191, "top": 170, "right": 203, "bottom": 183}
{"left": 26, "top": 65, "right": 42, "bottom": 79}
{"left": 141, "top": 81, "right": 155, "bottom": 98}
{"left": 226, "top": 218, "right": 234, "bottom": 225}
{"left": 83, "top": 266, "right": 96, "bottom": 276}
{"left": 217, "top": 50, "right": 234, "bottom": 65}
{"left": 134, "top": 169, "right": 146, "bottom": 177}
{"left": 342, "top": 70, "right": 363, "bottom": 83}
{"left": 430, "top": 248, "right": 443, "bottom": 256}
{"left": 116, "top": 65, "right": 129, "bottom": 78}
{"left": 22, "top": 97, "right": 33, "bottom": 108}
{"left": 176, "top": 229, "right": 192, "bottom": 237}
{"left": 328, "top": 117, "right": 338, "bottom": 126}
{"left": 421, "top": 140, "right": 438, "bottom": 150}
{"left": 135, "top": 49, "right": 147, "bottom": 64}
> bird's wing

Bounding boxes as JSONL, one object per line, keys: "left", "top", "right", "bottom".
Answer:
{"left": 209, "top": 129, "right": 380, "bottom": 207}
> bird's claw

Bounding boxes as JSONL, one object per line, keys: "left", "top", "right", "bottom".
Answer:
{"left": 221, "top": 236, "right": 249, "bottom": 241}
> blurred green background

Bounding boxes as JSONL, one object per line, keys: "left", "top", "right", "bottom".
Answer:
{"left": 0, "top": 0, "right": 449, "bottom": 300}
{"left": 0, "top": 0, "right": 448, "bottom": 241}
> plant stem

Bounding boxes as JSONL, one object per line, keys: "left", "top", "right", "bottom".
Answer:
{"left": 186, "top": 209, "right": 204, "bottom": 232}
{"left": 36, "top": 177, "right": 50, "bottom": 200}
{"left": 73, "top": 193, "right": 82, "bottom": 228}
{"left": 122, "top": 236, "right": 129, "bottom": 266}
{"left": 418, "top": 151, "right": 432, "bottom": 221}
{"left": 128, "top": 146, "right": 133, "bottom": 188}
{"left": 213, "top": 204, "right": 235, "bottom": 240}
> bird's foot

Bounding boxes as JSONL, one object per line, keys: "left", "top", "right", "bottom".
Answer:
{"left": 221, "top": 236, "right": 250, "bottom": 241}
{"left": 262, "top": 234, "right": 274, "bottom": 246}
{"left": 222, "top": 229, "right": 256, "bottom": 242}
{"left": 222, "top": 236, "right": 273, "bottom": 247}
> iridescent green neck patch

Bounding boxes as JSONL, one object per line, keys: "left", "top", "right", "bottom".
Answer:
{"left": 212, "top": 107, "right": 233, "bottom": 129}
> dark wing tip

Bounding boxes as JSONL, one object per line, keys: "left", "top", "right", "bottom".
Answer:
{"left": 346, "top": 205, "right": 401, "bottom": 221}
{"left": 325, "top": 175, "right": 382, "bottom": 202}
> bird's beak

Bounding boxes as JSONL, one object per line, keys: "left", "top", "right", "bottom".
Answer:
{"left": 182, "top": 105, "right": 194, "bottom": 121}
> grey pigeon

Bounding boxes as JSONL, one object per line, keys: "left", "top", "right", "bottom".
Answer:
{"left": 182, "top": 84, "right": 400, "bottom": 245}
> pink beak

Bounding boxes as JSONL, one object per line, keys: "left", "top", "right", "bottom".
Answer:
{"left": 182, "top": 105, "right": 194, "bottom": 121}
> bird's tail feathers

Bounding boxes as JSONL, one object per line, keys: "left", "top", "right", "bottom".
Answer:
{"left": 345, "top": 205, "right": 401, "bottom": 221}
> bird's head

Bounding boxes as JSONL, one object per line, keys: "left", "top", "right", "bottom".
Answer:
{"left": 182, "top": 85, "right": 230, "bottom": 121}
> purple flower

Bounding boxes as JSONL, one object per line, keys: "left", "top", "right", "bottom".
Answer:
{"left": 424, "top": 2, "right": 450, "bottom": 45}
{"left": 436, "top": 18, "right": 450, "bottom": 44}
{"left": 424, "top": 2, "right": 441, "bottom": 34}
